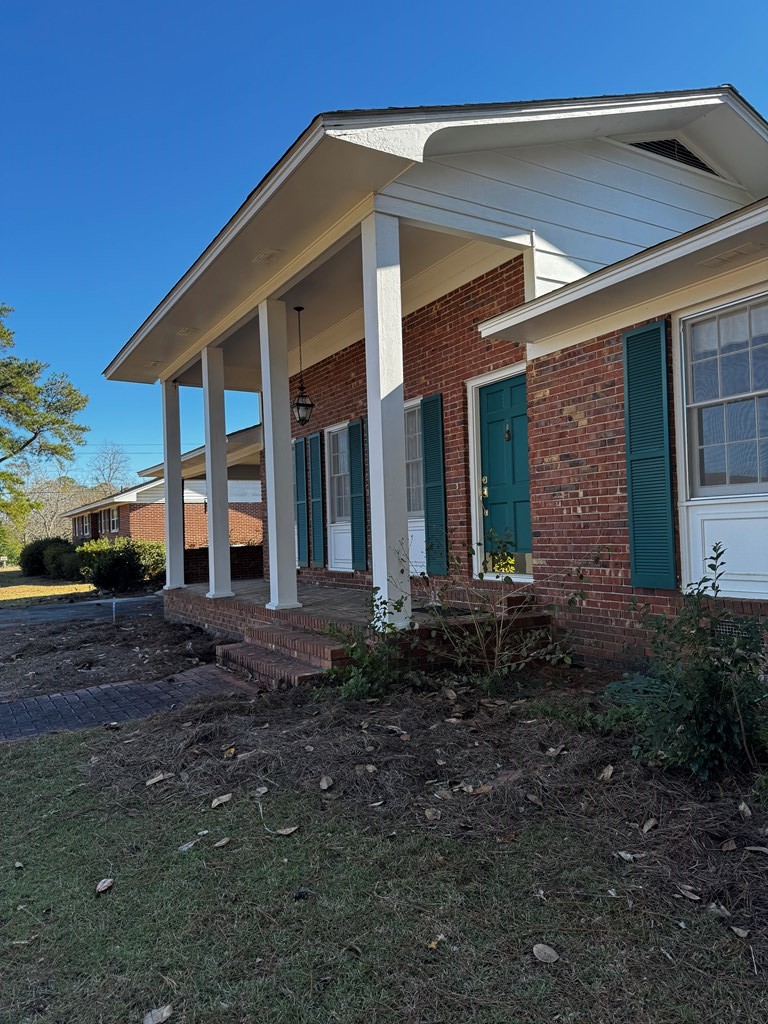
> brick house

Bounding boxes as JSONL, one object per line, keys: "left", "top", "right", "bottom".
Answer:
{"left": 102, "top": 87, "right": 768, "bottom": 662}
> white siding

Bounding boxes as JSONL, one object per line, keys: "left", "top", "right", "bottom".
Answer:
{"left": 386, "top": 138, "right": 754, "bottom": 297}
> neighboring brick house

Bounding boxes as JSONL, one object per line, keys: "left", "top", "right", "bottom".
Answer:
{"left": 103, "top": 87, "right": 768, "bottom": 663}
{"left": 66, "top": 478, "right": 263, "bottom": 549}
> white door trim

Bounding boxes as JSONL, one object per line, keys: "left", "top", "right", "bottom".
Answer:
{"left": 324, "top": 420, "right": 352, "bottom": 571}
{"left": 465, "top": 361, "right": 529, "bottom": 581}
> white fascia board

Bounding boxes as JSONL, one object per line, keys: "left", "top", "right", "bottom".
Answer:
{"left": 325, "top": 91, "right": 729, "bottom": 161}
{"left": 64, "top": 485, "right": 146, "bottom": 517}
{"left": 103, "top": 120, "right": 327, "bottom": 381}
{"left": 479, "top": 200, "right": 768, "bottom": 341}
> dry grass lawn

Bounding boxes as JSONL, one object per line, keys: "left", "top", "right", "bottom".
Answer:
{"left": 0, "top": 565, "right": 95, "bottom": 607}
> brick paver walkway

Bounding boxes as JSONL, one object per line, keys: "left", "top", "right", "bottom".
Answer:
{"left": 0, "top": 665, "right": 238, "bottom": 742}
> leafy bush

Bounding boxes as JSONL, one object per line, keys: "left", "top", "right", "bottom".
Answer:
{"left": 0, "top": 524, "right": 22, "bottom": 564}
{"left": 19, "top": 537, "right": 68, "bottom": 577}
{"left": 322, "top": 591, "right": 410, "bottom": 699}
{"left": 43, "top": 540, "right": 79, "bottom": 580}
{"left": 89, "top": 544, "right": 143, "bottom": 591}
{"left": 77, "top": 537, "right": 165, "bottom": 588}
{"left": 605, "top": 543, "right": 767, "bottom": 778}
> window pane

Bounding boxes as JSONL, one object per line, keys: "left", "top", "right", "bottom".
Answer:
{"left": 692, "top": 357, "right": 719, "bottom": 401}
{"left": 760, "top": 441, "right": 768, "bottom": 483}
{"left": 759, "top": 396, "right": 768, "bottom": 438}
{"left": 698, "top": 405, "right": 724, "bottom": 445}
{"left": 700, "top": 445, "right": 726, "bottom": 486}
{"left": 727, "top": 441, "right": 758, "bottom": 484}
{"left": 719, "top": 309, "right": 749, "bottom": 352}
{"left": 751, "top": 302, "right": 768, "bottom": 346}
{"left": 691, "top": 318, "right": 717, "bottom": 359}
{"left": 726, "top": 399, "right": 756, "bottom": 441}
{"left": 753, "top": 342, "right": 768, "bottom": 391}
{"left": 720, "top": 351, "right": 750, "bottom": 397}
{"left": 407, "top": 460, "right": 424, "bottom": 514}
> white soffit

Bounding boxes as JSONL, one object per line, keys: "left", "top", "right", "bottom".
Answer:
{"left": 139, "top": 424, "right": 263, "bottom": 479}
{"left": 479, "top": 201, "right": 768, "bottom": 348}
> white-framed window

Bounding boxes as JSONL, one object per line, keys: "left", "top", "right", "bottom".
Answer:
{"left": 405, "top": 405, "right": 424, "bottom": 515}
{"left": 328, "top": 426, "right": 350, "bottom": 523}
{"left": 109, "top": 507, "right": 120, "bottom": 532}
{"left": 82, "top": 515, "right": 90, "bottom": 536}
{"left": 98, "top": 509, "right": 108, "bottom": 534}
{"left": 684, "top": 294, "right": 768, "bottom": 496}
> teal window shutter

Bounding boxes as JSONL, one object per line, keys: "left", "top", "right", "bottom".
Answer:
{"left": 294, "top": 438, "right": 308, "bottom": 568}
{"left": 308, "top": 432, "right": 325, "bottom": 568}
{"left": 348, "top": 419, "right": 367, "bottom": 571}
{"left": 421, "top": 393, "right": 448, "bottom": 575}
{"left": 623, "top": 320, "right": 677, "bottom": 589}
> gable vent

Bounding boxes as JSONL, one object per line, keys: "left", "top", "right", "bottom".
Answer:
{"left": 630, "top": 139, "right": 717, "bottom": 175}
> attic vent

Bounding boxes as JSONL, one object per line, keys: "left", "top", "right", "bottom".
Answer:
{"left": 630, "top": 139, "right": 717, "bottom": 175}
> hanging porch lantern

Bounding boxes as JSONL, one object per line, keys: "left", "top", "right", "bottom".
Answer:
{"left": 291, "top": 305, "right": 314, "bottom": 425}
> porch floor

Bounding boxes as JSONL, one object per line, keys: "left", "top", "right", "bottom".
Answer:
{"left": 175, "top": 578, "right": 376, "bottom": 630}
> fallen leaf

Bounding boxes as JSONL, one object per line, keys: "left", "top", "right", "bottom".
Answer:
{"left": 399, "top": 734, "right": 411, "bottom": 743}
{"left": 223, "top": 746, "right": 236, "bottom": 759}
{"left": 435, "top": 789, "right": 453, "bottom": 801}
{"left": 275, "top": 826, "right": 299, "bottom": 836}
{"left": 526, "top": 793, "right": 543, "bottom": 807}
{"left": 304, "top": 745, "right": 314, "bottom": 752}
{"left": 472, "top": 783, "right": 494, "bottom": 796}
{"left": 96, "top": 878, "right": 114, "bottom": 894}
{"left": 211, "top": 793, "right": 232, "bottom": 809}
{"left": 178, "top": 840, "right": 197, "bottom": 853}
{"left": 495, "top": 768, "right": 523, "bottom": 786}
{"left": 721, "top": 838, "right": 737, "bottom": 852}
{"left": 319, "top": 775, "right": 334, "bottom": 791}
{"left": 533, "top": 943, "right": 559, "bottom": 963}
{"left": 14, "top": 861, "right": 23, "bottom": 869}
{"left": 365, "top": 764, "right": 377, "bottom": 774}
{"left": 253, "top": 786, "right": 269, "bottom": 797}
{"left": 707, "top": 902, "right": 731, "bottom": 918}
{"left": 436, "top": 758, "right": 447, "bottom": 766}
{"left": 11, "top": 935, "right": 38, "bottom": 945}
{"left": 730, "top": 926, "right": 750, "bottom": 938}
{"left": 143, "top": 1007, "right": 173, "bottom": 1024}
{"left": 425, "top": 808, "right": 442, "bottom": 821}
{"left": 677, "top": 886, "right": 701, "bottom": 901}
{"left": 427, "top": 932, "right": 446, "bottom": 949}
{"left": 444, "top": 688, "right": 457, "bottom": 702}
{"left": 214, "top": 837, "right": 231, "bottom": 848}
{"left": 745, "top": 846, "right": 768, "bottom": 855}
{"left": 145, "top": 772, "right": 175, "bottom": 787}
{"left": 598, "top": 765, "right": 614, "bottom": 781}
{"left": 546, "top": 744, "right": 566, "bottom": 757}
{"left": 369, "top": 800, "right": 384, "bottom": 807}
{"left": 642, "top": 818, "right": 658, "bottom": 834}
{"left": 616, "top": 851, "right": 646, "bottom": 862}
{"left": 738, "top": 800, "right": 752, "bottom": 819}
{"left": 445, "top": 717, "right": 463, "bottom": 724}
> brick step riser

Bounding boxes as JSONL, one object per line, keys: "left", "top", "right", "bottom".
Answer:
{"left": 216, "top": 649, "right": 322, "bottom": 690}
{"left": 242, "top": 629, "right": 348, "bottom": 670}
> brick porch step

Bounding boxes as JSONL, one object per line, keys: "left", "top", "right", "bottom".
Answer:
{"left": 243, "top": 620, "right": 349, "bottom": 670}
{"left": 216, "top": 642, "right": 323, "bottom": 689}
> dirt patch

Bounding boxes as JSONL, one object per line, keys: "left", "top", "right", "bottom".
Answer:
{"left": 0, "top": 617, "right": 220, "bottom": 700}
{"left": 90, "top": 681, "right": 768, "bottom": 961}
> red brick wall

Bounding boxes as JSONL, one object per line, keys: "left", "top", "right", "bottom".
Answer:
{"left": 73, "top": 502, "right": 264, "bottom": 549}
{"left": 528, "top": 319, "right": 768, "bottom": 664}
{"left": 274, "top": 255, "right": 527, "bottom": 587}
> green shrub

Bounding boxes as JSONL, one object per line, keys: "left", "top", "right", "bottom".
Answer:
{"left": 19, "top": 537, "right": 68, "bottom": 577}
{"left": 89, "top": 544, "right": 143, "bottom": 591}
{"left": 322, "top": 591, "right": 409, "bottom": 699}
{"left": 605, "top": 543, "right": 767, "bottom": 779}
{"left": 128, "top": 539, "right": 166, "bottom": 583}
{"left": 76, "top": 538, "right": 114, "bottom": 583}
{"left": 0, "top": 524, "right": 22, "bottom": 565}
{"left": 42, "top": 540, "right": 79, "bottom": 580}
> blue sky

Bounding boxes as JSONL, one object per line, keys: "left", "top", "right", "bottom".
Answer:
{"left": 3, "top": 0, "right": 768, "bottom": 479}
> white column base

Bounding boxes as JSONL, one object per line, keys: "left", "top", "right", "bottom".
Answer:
{"left": 163, "top": 583, "right": 186, "bottom": 591}
{"left": 265, "top": 600, "right": 302, "bottom": 611}
{"left": 206, "top": 589, "right": 235, "bottom": 600}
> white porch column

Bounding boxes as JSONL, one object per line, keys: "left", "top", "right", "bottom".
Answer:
{"left": 201, "top": 346, "right": 234, "bottom": 599}
{"left": 361, "top": 211, "right": 411, "bottom": 627}
{"left": 259, "top": 298, "right": 301, "bottom": 610}
{"left": 161, "top": 379, "right": 185, "bottom": 589}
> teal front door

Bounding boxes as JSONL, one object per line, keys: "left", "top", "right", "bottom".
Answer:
{"left": 478, "top": 374, "right": 532, "bottom": 575}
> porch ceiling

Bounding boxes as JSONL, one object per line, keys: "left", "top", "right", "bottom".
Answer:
{"left": 173, "top": 225, "right": 512, "bottom": 392}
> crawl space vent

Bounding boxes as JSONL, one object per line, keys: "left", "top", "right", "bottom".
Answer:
{"left": 630, "top": 139, "right": 717, "bottom": 175}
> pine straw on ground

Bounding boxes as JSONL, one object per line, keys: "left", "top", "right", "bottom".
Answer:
{"left": 0, "top": 618, "right": 218, "bottom": 701}
{"left": 90, "top": 683, "right": 768, "bottom": 964}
